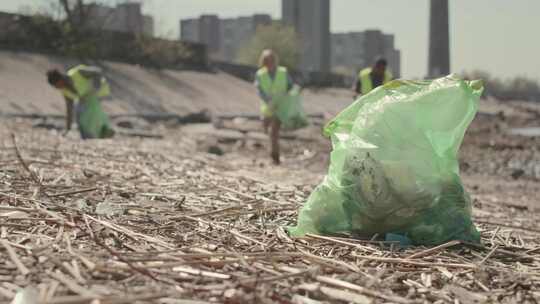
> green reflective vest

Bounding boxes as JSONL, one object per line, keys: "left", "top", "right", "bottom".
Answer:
{"left": 257, "top": 66, "right": 288, "bottom": 117}
{"left": 61, "top": 65, "right": 111, "bottom": 101}
{"left": 359, "top": 68, "right": 393, "bottom": 95}
{"left": 60, "top": 65, "right": 113, "bottom": 139}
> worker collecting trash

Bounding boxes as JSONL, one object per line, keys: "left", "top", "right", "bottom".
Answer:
{"left": 289, "top": 75, "right": 483, "bottom": 246}
{"left": 354, "top": 57, "right": 393, "bottom": 98}
{"left": 255, "top": 49, "right": 308, "bottom": 165}
{"left": 47, "top": 65, "right": 115, "bottom": 139}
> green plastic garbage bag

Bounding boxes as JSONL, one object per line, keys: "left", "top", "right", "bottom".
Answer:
{"left": 76, "top": 94, "right": 114, "bottom": 139}
{"left": 289, "top": 76, "right": 483, "bottom": 246}
{"left": 274, "top": 86, "right": 309, "bottom": 130}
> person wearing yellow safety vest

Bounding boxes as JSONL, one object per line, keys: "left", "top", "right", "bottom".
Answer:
{"left": 254, "top": 49, "right": 295, "bottom": 165}
{"left": 354, "top": 57, "right": 392, "bottom": 97}
{"left": 46, "top": 65, "right": 115, "bottom": 139}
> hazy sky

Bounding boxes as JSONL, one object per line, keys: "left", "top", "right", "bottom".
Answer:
{"left": 2, "top": 0, "right": 539, "bottom": 79}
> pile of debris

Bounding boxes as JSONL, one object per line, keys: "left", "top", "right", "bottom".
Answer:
{"left": 1, "top": 120, "right": 539, "bottom": 303}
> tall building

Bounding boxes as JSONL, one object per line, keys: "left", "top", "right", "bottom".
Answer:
{"left": 219, "top": 14, "right": 272, "bottom": 61}
{"left": 331, "top": 32, "right": 367, "bottom": 72}
{"left": 180, "top": 19, "right": 200, "bottom": 42}
{"left": 143, "top": 15, "right": 154, "bottom": 36}
{"left": 180, "top": 14, "right": 272, "bottom": 61}
{"left": 331, "top": 30, "right": 401, "bottom": 78}
{"left": 181, "top": 15, "right": 221, "bottom": 54}
{"left": 199, "top": 15, "right": 221, "bottom": 53}
{"left": 282, "top": 0, "right": 330, "bottom": 73}
{"left": 428, "top": 0, "right": 450, "bottom": 77}
{"left": 85, "top": 2, "right": 154, "bottom": 36}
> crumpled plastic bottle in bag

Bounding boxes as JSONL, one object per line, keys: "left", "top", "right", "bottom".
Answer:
{"left": 288, "top": 76, "right": 483, "bottom": 246}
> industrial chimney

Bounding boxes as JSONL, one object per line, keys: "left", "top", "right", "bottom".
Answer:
{"left": 428, "top": 0, "right": 450, "bottom": 78}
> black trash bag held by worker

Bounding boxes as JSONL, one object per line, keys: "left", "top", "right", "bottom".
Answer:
{"left": 289, "top": 76, "right": 483, "bottom": 246}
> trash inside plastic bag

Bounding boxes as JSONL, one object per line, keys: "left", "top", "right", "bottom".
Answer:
{"left": 289, "top": 76, "right": 483, "bottom": 246}
{"left": 274, "top": 86, "right": 309, "bottom": 130}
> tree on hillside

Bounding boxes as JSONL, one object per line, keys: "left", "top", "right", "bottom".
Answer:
{"left": 37, "top": 0, "right": 132, "bottom": 58}
{"left": 237, "top": 23, "right": 301, "bottom": 70}
{"left": 47, "top": 0, "right": 128, "bottom": 29}
{"left": 57, "top": 0, "right": 88, "bottom": 27}
{"left": 15, "top": 1, "right": 197, "bottom": 68}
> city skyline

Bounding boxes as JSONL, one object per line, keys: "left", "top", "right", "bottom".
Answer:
{"left": 180, "top": 12, "right": 401, "bottom": 77}
{"left": 2, "top": 0, "right": 539, "bottom": 80}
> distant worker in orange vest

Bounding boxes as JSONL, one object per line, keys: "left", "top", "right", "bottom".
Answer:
{"left": 254, "top": 49, "right": 295, "bottom": 165}
{"left": 354, "top": 57, "right": 393, "bottom": 97}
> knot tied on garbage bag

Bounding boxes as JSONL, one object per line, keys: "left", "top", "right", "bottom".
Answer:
{"left": 289, "top": 75, "right": 483, "bottom": 246}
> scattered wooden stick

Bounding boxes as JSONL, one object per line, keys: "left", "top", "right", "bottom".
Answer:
{"left": 305, "top": 233, "right": 378, "bottom": 253}
{"left": 49, "top": 187, "right": 98, "bottom": 198}
{"left": 241, "top": 267, "right": 317, "bottom": 284}
{"left": 172, "top": 266, "right": 231, "bottom": 280}
{"left": 85, "top": 215, "right": 174, "bottom": 249}
{"left": 10, "top": 133, "right": 50, "bottom": 197}
{"left": 316, "top": 275, "right": 412, "bottom": 304}
{"left": 47, "top": 270, "right": 99, "bottom": 297}
{"left": 1, "top": 239, "right": 30, "bottom": 275}
{"left": 406, "top": 240, "right": 462, "bottom": 259}
{"left": 90, "top": 230, "right": 167, "bottom": 284}
{"left": 479, "top": 245, "right": 499, "bottom": 265}
{"left": 45, "top": 292, "right": 171, "bottom": 304}
{"left": 350, "top": 252, "right": 477, "bottom": 269}
{"left": 298, "top": 283, "right": 373, "bottom": 304}
{"left": 475, "top": 219, "right": 540, "bottom": 233}
{"left": 182, "top": 215, "right": 267, "bottom": 247}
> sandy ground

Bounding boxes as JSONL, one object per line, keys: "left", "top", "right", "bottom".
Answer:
{"left": 0, "top": 97, "right": 539, "bottom": 302}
